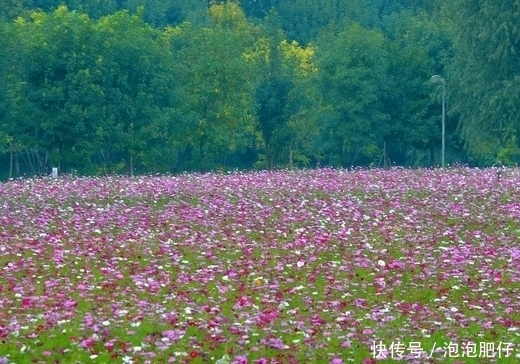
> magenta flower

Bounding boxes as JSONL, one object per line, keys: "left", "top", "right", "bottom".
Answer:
{"left": 79, "top": 335, "right": 98, "bottom": 348}
{"left": 341, "top": 340, "right": 352, "bottom": 348}
{"left": 0, "top": 168, "right": 519, "bottom": 362}
{"left": 267, "top": 337, "right": 285, "bottom": 349}
{"left": 21, "top": 298, "right": 32, "bottom": 308}
{"left": 63, "top": 299, "right": 77, "bottom": 309}
{"left": 162, "top": 329, "right": 185, "bottom": 341}
{"left": 362, "top": 328, "right": 373, "bottom": 335}
{"left": 232, "top": 356, "right": 248, "bottom": 364}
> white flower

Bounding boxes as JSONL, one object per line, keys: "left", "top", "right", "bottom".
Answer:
{"left": 296, "top": 261, "right": 305, "bottom": 268}
{"left": 215, "top": 354, "right": 231, "bottom": 364}
{"left": 377, "top": 259, "right": 386, "bottom": 267}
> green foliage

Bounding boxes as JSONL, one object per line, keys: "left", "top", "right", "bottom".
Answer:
{"left": 7, "top": 6, "right": 180, "bottom": 175}
{"left": 1, "top": 0, "right": 517, "bottom": 176}
{"left": 381, "top": 10, "right": 453, "bottom": 166}
{"left": 315, "top": 23, "right": 390, "bottom": 166}
{"left": 445, "top": 0, "right": 520, "bottom": 163}
{"left": 165, "top": 3, "right": 259, "bottom": 171}
{"left": 274, "top": 0, "right": 380, "bottom": 45}
{"left": 496, "top": 134, "right": 520, "bottom": 167}
{"left": 123, "top": 0, "right": 208, "bottom": 27}
{"left": 0, "top": 0, "right": 28, "bottom": 20}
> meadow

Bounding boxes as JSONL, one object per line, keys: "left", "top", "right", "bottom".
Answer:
{"left": 0, "top": 167, "right": 519, "bottom": 363}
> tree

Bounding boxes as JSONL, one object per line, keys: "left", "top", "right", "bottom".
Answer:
{"left": 315, "top": 23, "right": 390, "bottom": 167}
{"left": 18, "top": 0, "right": 120, "bottom": 19}
{"left": 251, "top": 17, "right": 318, "bottom": 169}
{"left": 382, "top": 10, "right": 455, "bottom": 166}
{"left": 122, "top": 0, "right": 208, "bottom": 27}
{"left": 0, "top": 0, "right": 28, "bottom": 20}
{"left": 445, "top": 0, "right": 520, "bottom": 164}
{"left": 10, "top": 7, "right": 102, "bottom": 175}
{"left": 252, "top": 24, "right": 293, "bottom": 170}
{"left": 274, "top": 0, "right": 380, "bottom": 45}
{"left": 167, "top": 2, "right": 259, "bottom": 171}
{"left": 10, "top": 6, "right": 179, "bottom": 176}
{"left": 91, "top": 9, "right": 180, "bottom": 175}
{"left": 241, "top": 0, "right": 274, "bottom": 19}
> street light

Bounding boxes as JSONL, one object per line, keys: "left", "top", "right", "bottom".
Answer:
{"left": 430, "top": 75, "right": 446, "bottom": 168}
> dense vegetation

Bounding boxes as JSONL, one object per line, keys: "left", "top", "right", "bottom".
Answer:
{"left": 1, "top": 168, "right": 519, "bottom": 362}
{"left": 0, "top": 0, "right": 518, "bottom": 177}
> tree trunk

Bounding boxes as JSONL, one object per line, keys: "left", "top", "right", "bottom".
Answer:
{"left": 8, "top": 149, "right": 13, "bottom": 179}
{"left": 129, "top": 153, "right": 134, "bottom": 177}
{"left": 15, "top": 154, "right": 19, "bottom": 176}
{"left": 383, "top": 141, "right": 389, "bottom": 169}
{"left": 265, "top": 142, "right": 272, "bottom": 171}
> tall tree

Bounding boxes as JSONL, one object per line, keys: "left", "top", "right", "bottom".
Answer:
{"left": 0, "top": 19, "right": 24, "bottom": 178}
{"left": 253, "top": 24, "right": 293, "bottom": 170}
{"left": 92, "top": 9, "right": 179, "bottom": 175}
{"left": 11, "top": 6, "right": 179, "bottom": 175}
{"left": 445, "top": 0, "right": 520, "bottom": 164}
{"left": 274, "top": 0, "right": 380, "bottom": 44}
{"left": 123, "top": 0, "right": 208, "bottom": 27}
{"left": 251, "top": 20, "right": 318, "bottom": 170}
{"left": 168, "top": 2, "right": 259, "bottom": 171}
{"left": 11, "top": 7, "right": 101, "bottom": 174}
{"left": 382, "top": 10, "right": 455, "bottom": 166}
{"left": 315, "top": 23, "right": 390, "bottom": 167}
{"left": 0, "top": 0, "right": 28, "bottom": 20}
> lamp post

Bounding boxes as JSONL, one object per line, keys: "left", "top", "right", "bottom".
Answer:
{"left": 430, "top": 75, "right": 446, "bottom": 168}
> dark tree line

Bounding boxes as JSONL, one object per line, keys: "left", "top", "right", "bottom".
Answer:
{"left": 0, "top": 0, "right": 518, "bottom": 178}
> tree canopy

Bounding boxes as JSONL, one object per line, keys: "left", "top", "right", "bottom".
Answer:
{"left": 0, "top": 0, "right": 516, "bottom": 178}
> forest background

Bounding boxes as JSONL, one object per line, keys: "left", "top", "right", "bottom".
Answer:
{"left": 0, "top": 0, "right": 518, "bottom": 178}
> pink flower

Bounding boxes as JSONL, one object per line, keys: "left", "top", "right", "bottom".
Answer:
{"left": 482, "top": 321, "right": 493, "bottom": 329}
{"left": 341, "top": 340, "right": 352, "bottom": 348}
{"left": 232, "top": 356, "right": 248, "bottom": 364}
{"left": 22, "top": 298, "right": 32, "bottom": 308}
{"left": 63, "top": 299, "right": 77, "bottom": 309}
{"left": 331, "top": 359, "right": 343, "bottom": 364}
{"left": 267, "top": 337, "right": 285, "bottom": 349}
{"left": 353, "top": 298, "right": 367, "bottom": 308}
{"left": 83, "top": 313, "right": 94, "bottom": 327}
{"left": 362, "top": 328, "right": 373, "bottom": 335}
{"left": 79, "top": 335, "right": 98, "bottom": 348}
{"left": 510, "top": 248, "right": 520, "bottom": 260}
{"left": 162, "top": 329, "right": 185, "bottom": 341}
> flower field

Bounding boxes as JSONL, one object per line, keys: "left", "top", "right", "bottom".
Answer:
{"left": 0, "top": 167, "right": 519, "bottom": 363}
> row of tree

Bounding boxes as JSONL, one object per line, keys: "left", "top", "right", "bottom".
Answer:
{"left": 0, "top": 1, "right": 518, "bottom": 178}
